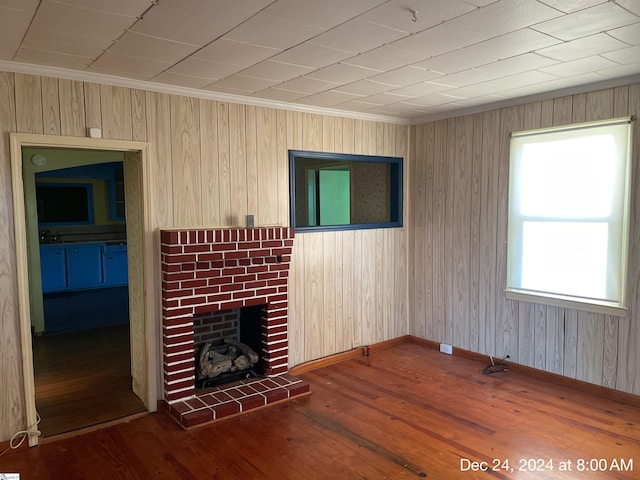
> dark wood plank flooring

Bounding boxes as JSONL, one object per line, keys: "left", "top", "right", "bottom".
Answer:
{"left": 2, "top": 342, "right": 638, "bottom": 479}
{"left": 33, "top": 324, "right": 146, "bottom": 437}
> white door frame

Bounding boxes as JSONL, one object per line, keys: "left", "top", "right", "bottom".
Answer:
{"left": 10, "top": 133, "right": 157, "bottom": 446}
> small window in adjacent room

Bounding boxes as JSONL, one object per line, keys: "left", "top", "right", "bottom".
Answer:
{"left": 289, "top": 150, "right": 403, "bottom": 232}
{"left": 506, "top": 117, "right": 633, "bottom": 315}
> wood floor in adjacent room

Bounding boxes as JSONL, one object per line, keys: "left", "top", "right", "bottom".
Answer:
{"left": 32, "top": 324, "right": 146, "bottom": 437}
{"left": 2, "top": 342, "right": 638, "bottom": 479}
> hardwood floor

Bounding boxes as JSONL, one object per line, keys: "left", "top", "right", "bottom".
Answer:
{"left": 32, "top": 323, "right": 146, "bottom": 437}
{"left": 2, "top": 342, "right": 638, "bottom": 479}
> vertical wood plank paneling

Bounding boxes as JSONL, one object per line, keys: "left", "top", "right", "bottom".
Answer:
{"left": 100, "top": 85, "right": 132, "bottom": 140}
{"left": 170, "top": 95, "right": 201, "bottom": 226}
{"left": 576, "top": 311, "right": 604, "bottom": 385}
{"left": 304, "top": 232, "right": 324, "bottom": 360}
{"left": 452, "top": 115, "right": 472, "bottom": 349}
{"left": 41, "top": 76, "right": 60, "bottom": 135}
{"left": 395, "top": 123, "right": 409, "bottom": 338}
{"left": 216, "top": 103, "right": 232, "bottom": 224}
{"left": 341, "top": 118, "right": 355, "bottom": 347}
{"left": 469, "top": 114, "right": 482, "bottom": 352}
{"left": 322, "top": 231, "right": 336, "bottom": 356}
{"left": 276, "top": 109, "right": 288, "bottom": 225}
{"left": 552, "top": 96, "right": 573, "bottom": 125}
{"left": 545, "top": 307, "right": 564, "bottom": 374}
{"left": 563, "top": 309, "right": 579, "bottom": 378}
{"left": 83, "top": 82, "right": 102, "bottom": 130}
{"left": 585, "top": 89, "right": 614, "bottom": 121}
{"left": 131, "top": 89, "right": 147, "bottom": 142}
{"left": 332, "top": 117, "right": 346, "bottom": 350}
{"left": 411, "top": 124, "right": 427, "bottom": 338}
{"left": 199, "top": 99, "right": 220, "bottom": 226}
{"left": 444, "top": 118, "right": 456, "bottom": 345}
{"left": 478, "top": 109, "right": 499, "bottom": 356}
{"left": 145, "top": 91, "right": 173, "bottom": 227}
{"left": 0, "top": 71, "right": 23, "bottom": 441}
{"left": 228, "top": 103, "right": 246, "bottom": 226}
{"left": 58, "top": 79, "right": 85, "bottom": 137}
{"left": 245, "top": 105, "right": 258, "bottom": 223}
{"left": 432, "top": 120, "right": 447, "bottom": 343}
{"left": 602, "top": 316, "right": 618, "bottom": 388}
{"left": 15, "top": 74, "right": 43, "bottom": 133}
{"left": 289, "top": 233, "right": 305, "bottom": 366}
{"left": 257, "top": 107, "right": 278, "bottom": 226}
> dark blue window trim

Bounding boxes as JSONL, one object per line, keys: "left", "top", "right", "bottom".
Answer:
{"left": 289, "top": 149, "right": 403, "bottom": 233}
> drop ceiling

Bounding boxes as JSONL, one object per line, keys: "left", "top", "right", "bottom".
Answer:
{"left": 1, "top": 0, "right": 639, "bottom": 123}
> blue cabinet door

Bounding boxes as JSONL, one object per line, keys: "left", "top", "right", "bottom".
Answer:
{"left": 67, "top": 244, "right": 103, "bottom": 288}
{"left": 103, "top": 244, "right": 128, "bottom": 286}
{"left": 40, "top": 246, "right": 67, "bottom": 292}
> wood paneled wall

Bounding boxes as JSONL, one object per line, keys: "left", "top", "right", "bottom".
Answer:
{"left": 409, "top": 84, "right": 640, "bottom": 396}
{"left": 0, "top": 71, "right": 409, "bottom": 441}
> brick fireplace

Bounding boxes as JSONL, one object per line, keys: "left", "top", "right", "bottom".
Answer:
{"left": 160, "top": 227, "right": 309, "bottom": 428}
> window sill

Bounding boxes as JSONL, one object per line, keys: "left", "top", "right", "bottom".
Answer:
{"left": 504, "top": 289, "right": 627, "bottom": 317}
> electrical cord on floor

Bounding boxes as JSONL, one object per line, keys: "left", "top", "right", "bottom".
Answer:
{"left": 483, "top": 354, "right": 510, "bottom": 375}
{"left": 0, "top": 412, "right": 41, "bottom": 457}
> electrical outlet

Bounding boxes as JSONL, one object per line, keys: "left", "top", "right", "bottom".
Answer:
{"left": 440, "top": 343, "right": 453, "bottom": 355}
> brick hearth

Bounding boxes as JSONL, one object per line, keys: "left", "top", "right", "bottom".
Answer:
{"left": 160, "top": 227, "right": 308, "bottom": 428}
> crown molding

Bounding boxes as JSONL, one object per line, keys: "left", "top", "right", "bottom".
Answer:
{"left": 0, "top": 60, "right": 410, "bottom": 126}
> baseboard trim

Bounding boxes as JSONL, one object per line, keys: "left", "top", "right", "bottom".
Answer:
{"left": 290, "top": 348, "right": 364, "bottom": 376}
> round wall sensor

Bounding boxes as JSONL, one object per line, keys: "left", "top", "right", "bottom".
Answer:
{"left": 31, "top": 153, "right": 47, "bottom": 166}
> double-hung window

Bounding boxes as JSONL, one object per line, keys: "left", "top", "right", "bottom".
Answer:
{"left": 506, "top": 117, "right": 633, "bottom": 315}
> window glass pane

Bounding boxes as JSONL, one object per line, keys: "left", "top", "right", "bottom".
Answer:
{"left": 521, "top": 222, "right": 608, "bottom": 300}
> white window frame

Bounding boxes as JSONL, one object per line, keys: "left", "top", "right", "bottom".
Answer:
{"left": 506, "top": 117, "right": 633, "bottom": 316}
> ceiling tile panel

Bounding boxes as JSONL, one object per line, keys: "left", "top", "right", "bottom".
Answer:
{"left": 51, "top": 0, "right": 153, "bottom": 17}
{"left": 361, "top": 92, "right": 413, "bottom": 105}
{"left": 90, "top": 51, "right": 172, "bottom": 79}
{"left": 390, "top": 81, "right": 455, "bottom": 97}
{"left": 333, "top": 79, "right": 399, "bottom": 96}
{"left": 270, "top": 43, "right": 353, "bottom": 68}
{"left": 532, "top": 3, "right": 639, "bottom": 41}
{"left": 616, "top": 0, "right": 640, "bottom": 16}
{"left": 368, "top": 66, "right": 445, "bottom": 87}
{"left": 21, "top": 28, "right": 112, "bottom": 58}
{"left": 297, "top": 90, "right": 364, "bottom": 107}
{"left": 167, "top": 57, "right": 244, "bottom": 79}
{"left": 536, "top": 33, "right": 629, "bottom": 62}
{"left": 263, "top": 0, "right": 387, "bottom": 29}
{"left": 312, "top": 19, "right": 408, "bottom": 53}
{"left": 361, "top": 0, "right": 476, "bottom": 34}
{"left": 601, "top": 44, "right": 640, "bottom": 64}
{"left": 152, "top": 72, "right": 217, "bottom": 89}
{"left": 344, "top": 45, "right": 429, "bottom": 71}
{"left": 108, "top": 32, "right": 199, "bottom": 64}
{"left": 31, "top": 0, "right": 135, "bottom": 40}
{"left": 251, "top": 88, "right": 308, "bottom": 102}
{"left": 307, "top": 63, "right": 381, "bottom": 83}
{"left": 276, "top": 76, "right": 341, "bottom": 94}
{"left": 0, "top": 6, "right": 38, "bottom": 59}
{"left": 533, "top": 0, "right": 606, "bottom": 14}
{"left": 608, "top": 24, "right": 640, "bottom": 46}
{"left": 238, "top": 60, "right": 314, "bottom": 82}
{"left": 210, "top": 74, "right": 280, "bottom": 93}
{"left": 537, "top": 55, "right": 621, "bottom": 77}
{"left": 595, "top": 61, "right": 640, "bottom": 78}
{"left": 476, "top": 54, "right": 560, "bottom": 76}
{"left": 223, "top": 13, "right": 323, "bottom": 50}
{"left": 13, "top": 48, "right": 92, "bottom": 70}
{"left": 193, "top": 39, "right": 280, "bottom": 66}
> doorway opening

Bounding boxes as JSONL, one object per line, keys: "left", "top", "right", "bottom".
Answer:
{"left": 10, "top": 133, "right": 157, "bottom": 446}
{"left": 25, "top": 148, "right": 144, "bottom": 436}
